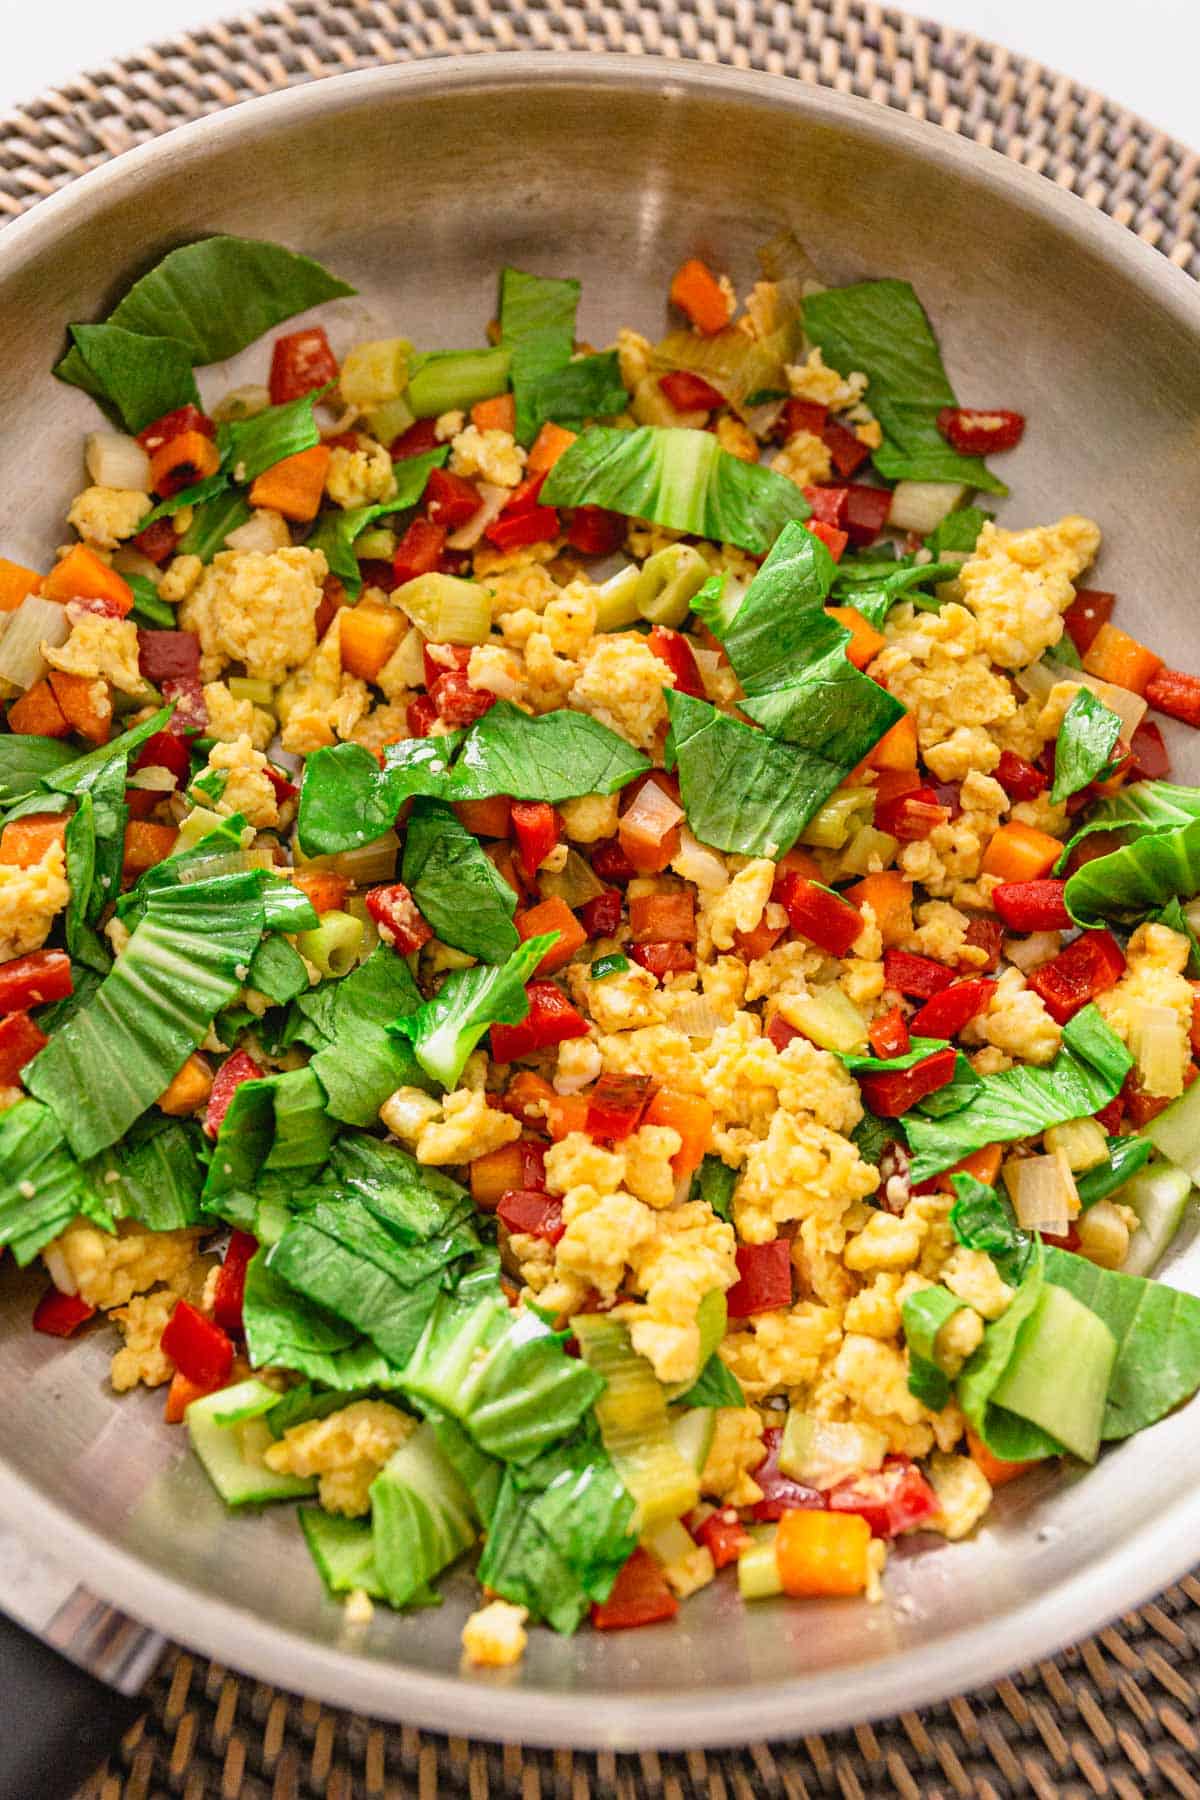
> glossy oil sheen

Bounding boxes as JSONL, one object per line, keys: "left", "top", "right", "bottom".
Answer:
{"left": 0, "top": 55, "right": 1198, "bottom": 1751}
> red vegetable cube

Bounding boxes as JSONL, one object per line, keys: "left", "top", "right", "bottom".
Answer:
{"left": 726, "top": 1240, "right": 793, "bottom": 1318}
{"left": 268, "top": 326, "right": 338, "bottom": 405}
{"left": 365, "top": 882, "right": 434, "bottom": 955}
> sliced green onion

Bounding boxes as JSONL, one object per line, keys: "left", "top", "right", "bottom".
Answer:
{"left": 394, "top": 573, "right": 491, "bottom": 645}
{"left": 572, "top": 1314, "right": 699, "bottom": 1529}
{"left": 296, "top": 909, "right": 365, "bottom": 978}
{"left": 590, "top": 952, "right": 630, "bottom": 979}
{"left": 800, "top": 787, "right": 875, "bottom": 849}
{"left": 636, "top": 544, "right": 711, "bottom": 628}
{"left": 594, "top": 566, "right": 643, "bottom": 633}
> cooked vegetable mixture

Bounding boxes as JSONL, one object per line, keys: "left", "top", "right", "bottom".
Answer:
{"left": 8, "top": 232, "right": 1200, "bottom": 1660}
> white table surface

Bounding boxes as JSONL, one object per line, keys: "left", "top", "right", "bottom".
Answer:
{"left": 0, "top": 0, "right": 1195, "bottom": 149}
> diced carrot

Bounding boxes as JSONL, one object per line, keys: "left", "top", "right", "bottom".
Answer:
{"left": 7, "top": 679, "right": 70, "bottom": 738}
{"left": 872, "top": 767, "right": 922, "bottom": 804}
{"left": 158, "top": 1053, "right": 215, "bottom": 1117}
{"left": 526, "top": 422, "right": 577, "bottom": 473}
{"left": 775, "top": 1509, "right": 872, "bottom": 1597}
{"left": 290, "top": 869, "right": 351, "bottom": 915}
{"left": 731, "top": 916, "right": 787, "bottom": 961}
{"left": 453, "top": 796, "right": 512, "bottom": 838}
{"left": 827, "top": 606, "right": 886, "bottom": 671}
{"left": 122, "top": 820, "right": 179, "bottom": 878}
{"left": 339, "top": 600, "right": 405, "bottom": 683}
{"left": 164, "top": 1369, "right": 214, "bottom": 1423}
{"left": 42, "top": 544, "right": 134, "bottom": 614}
{"left": 546, "top": 1093, "right": 590, "bottom": 1141}
{"left": 515, "top": 896, "right": 588, "bottom": 974}
{"left": 249, "top": 445, "right": 332, "bottom": 523}
{"left": 469, "top": 1140, "right": 543, "bottom": 1210}
{"left": 47, "top": 671, "right": 111, "bottom": 745}
{"left": 502, "top": 1070, "right": 557, "bottom": 1132}
{"left": 642, "top": 1089, "right": 712, "bottom": 1179}
{"left": 1081, "top": 622, "right": 1164, "bottom": 696}
{"left": 842, "top": 870, "right": 914, "bottom": 948}
{"left": 772, "top": 847, "right": 824, "bottom": 888}
{"left": 980, "top": 821, "right": 1062, "bottom": 883}
{"left": 935, "top": 1143, "right": 1003, "bottom": 1194}
{"left": 471, "top": 393, "right": 516, "bottom": 434}
{"left": 0, "top": 813, "right": 67, "bottom": 868}
{"left": 668, "top": 258, "right": 731, "bottom": 336}
{"left": 148, "top": 430, "right": 221, "bottom": 498}
{"left": 965, "top": 1427, "right": 1040, "bottom": 1488}
{"left": 0, "top": 558, "right": 42, "bottom": 612}
{"left": 866, "top": 712, "right": 918, "bottom": 773}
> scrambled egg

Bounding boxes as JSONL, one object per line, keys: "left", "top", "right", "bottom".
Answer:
{"left": 871, "top": 603, "right": 1013, "bottom": 779}
{"left": 699, "top": 1408, "right": 766, "bottom": 1506}
{"left": 263, "top": 1401, "right": 414, "bottom": 1516}
{"left": 179, "top": 546, "right": 326, "bottom": 683}
{"left": 0, "top": 841, "right": 69, "bottom": 963}
{"left": 275, "top": 614, "right": 369, "bottom": 755}
{"left": 559, "top": 793, "right": 620, "bottom": 844}
{"left": 461, "top": 1600, "right": 528, "bottom": 1667}
{"left": 735, "top": 1111, "right": 878, "bottom": 1254}
{"left": 720, "top": 1303, "right": 842, "bottom": 1399}
{"left": 450, "top": 425, "right": 525, "bottom": 489}
{"left": 325, "top": 440, "right": 396, "bottom": 509}
{"left": 957, "top": 515, "right": 1101, "bottom": 669}
{"left": 569, "top": 634, "right": 674, "bottom": 751}
{"left": 43, "top": 1220, "right": 202, "bottom": 1310}
{"left": 382, "top": 1085, "right": 521, "bottom": 1165}
{"left": 158, "top": 553, "right": 203, "bottom": 603}
{"left": 785, "top": 349, "right": 868, "bottom": 412}
{"left": 198, "top": 734, "right": 280, "bottom": 829}
{"left": 926, "top": 1452, "right": 993, "bottom": 1539}
{"left": 202, "top": 680, "right": 275, "bottom": 750}
{"left": 43, "top": 612, "right": 147, "bottom": 696}
{"left": 898, "top": 769, "right": 1009, "bottom": 908}
{"left": 703, "top": 859, "right": 774, "bottom": 952}
{"left": 1098, "top": 921, "right": 1194, "bottom": 1098}
{"left": 109, "top": 1253, "right": 214, "bottom": 1391}
{"left": 962, "top": 966, "right": 1061, "bottom": 1066}
{"left": 66, "top": 486, "right": 151, "bottom": 550}
{"left": 771, "top": 432, "right": 833, "bottom": 489}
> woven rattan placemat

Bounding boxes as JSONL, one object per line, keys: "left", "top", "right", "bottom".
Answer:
{"left": 7, "top": 3, "right": 1193, "bottom": 1792}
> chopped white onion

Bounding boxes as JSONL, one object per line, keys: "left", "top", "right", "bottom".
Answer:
{"left": 41, "top": 1246, "right": 75, "bottom": 1295}
{"left": 1003, "top": 929, "right": 1062, "bottom": 972}
{"left": 1004, "top": 1151, "right": 1076, "bottom": 1234}
{"left": 0, "top": 594, "right": 70, "bottom": 690}
{"left": 84, "top": 431, "right": 153, "bottom": 493}
{"left": 225, "top": 509, "right": 292, "bottom": 554}
{"left": 779, "top": 1413, "right": 888, "bottom": 1489}
{"left": 539, "top": 848, "right": 605, "bottom": 907}
{"left": 670, "top": 827, "right": 728, "bottom": 893}
{"left": 1015, "top": 658, "right": 1148, "bottom": 737}
{"left": 446, "top": 482, "right": 508, "bottom": 550}
{"left": 128, "top": 766, "right": 179, "bottom": 793}
{"left": 886, "top": 481, "right": 967, "bottom": 535}
{"left": 623, "top": 778, "right": 684, "bottom": 848}
{"left": 1130, "top": 1001, "right": 1186, "bottom": 1099}
{"left": 212, "top": 384, "right": 271, "bottom": 423}
{"left": 665, "top": 993, "right": 724, "bottom": 1038}
{"left": 111, "top": 548, "right": 164, "bottom": 585}
{"left": 295, "top": 830, "right": 400, "bottom": 887}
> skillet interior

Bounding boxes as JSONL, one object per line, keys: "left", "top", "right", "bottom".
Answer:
{"left": 0, "top": 54, "right": 1199, "bottom": 1749}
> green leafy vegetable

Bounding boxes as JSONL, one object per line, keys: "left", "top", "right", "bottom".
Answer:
{"left": 524, "top": 353, "right": 628, "bottom": 435}
{"left": 949, "top": 1173, "right": 1033, "bottom": 1284}
{"left": 802, "top": 280, "right": 1007, "bottom": 493}
{"left": 675, "top": 1354, "right": 744, "bottom": 1410}
{"left": 88, "top": 1113, "right": 205, "bottom": 1231}
{"left": 63, "top": 758, "right": 126, "bottom": 971}
{"left": 0, "top": 737, "right": 77, "bottom": 806}
{"left": 912, "top": 1052, "right": 983, "bottom": 1118}
{"left": 307, "top": 448, "right": 448, "bottom": 594}
{"left": 589, "top": 952, "right": 629, "bottom": 980}
{"left": 242, "top": 1253, "right": 401, "bottom": 1390}
{"left": 43, "top": 706, "right": 174, "bottom": 802}
{"left": 542, "top": 425, "right": 811, "bottom": 554}
{"left": 1058, "top": 779, "right": 1200, "bottom": 864}
{"left": 956, "top": 1242, "right": 1062, "bottom": 1463}
{"left": 690, "top": 1153, "right": 737, "bottom": 1223}
{"left": 125, "top": 573, "right": 176, "bottom": 629}
{"left": 841, "top": 1036, "right": 950, "bottom": 1075}
{"left": 26, "top": 871, "right": 267, "bottom": 1158}
{"left": 902, "top": 1286, "right": 966, "bottom": 1409}
{"left": 369, "top": 1422, "right": 478, "bottom": 1608}
{"left": 303, "top": 945, "right": 430, "bottom": 1127}
{"left": 850, "top": 1109, "right": 893, "bottom": 1167}
{"left": 1050, "top": 689, "right": 1123, "bottom": 805}
{"left": 61, "top": 323, "right": 201, "bottom": 434}
{"left": 988, "top": 1279, "right": 1115, "bottom": 1462}
{"left": 1065, "top": 817, "right": 1200, "bottom": 927}
{"left": 0, "top": 1099, "right": 113, "bottom": 1264}
{"left": 401, "top": 798, "right": 518, "bottom": 963}
{"left": 1076, "top": 1135, "right": 1154, "bottom": 1210}
{"left": 499, "top": 267, "right": 580, "bottom": 445}
{"left": 390, "top": 932, "right": 557, "bottom": 1089}
{"left": 176, "top": 490, "right": 254, "bottom": 564}
{"left": 245, "top": 934, "right": 310, "bottom": 1006}
{"left": 221, "top": 390, "right": 324, "bottom": 483}
{"left": 300, "top": 1509, "right": 389, "bottom": 1601}
{"left": 406, "top": 349, "right": 511, "bottom": 418}
{"left": 925, "top": 506, "right": 992, "bottom": 556}
{"left": 831, "top": 556, "right": 961, "bottom": 632}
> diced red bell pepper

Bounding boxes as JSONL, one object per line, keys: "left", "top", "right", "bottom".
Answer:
{"left": 628, "top": 891, "right": 696, "bottom": 944}
{"left": 1123, "top": 1065, "right": 1199, "bottom": 1129}
{"left": 501, "top": 471, "right": 549, "bottom": 515}
{"left": 484, "top": 505, "right": 560, "bottom": 551}
{"left": 263, "top": 764, "right": 298, "bottom": 805}
{"left": 211, "top": 1231, "right": 258, "bottom": 1338}
{"left": 733, "top": 916, "right": 788, "bottom": 961}
{"left": 429, "top": 670, "right": 495, "bottom": 727}
{"left": 511, "top": 800, "right": 561, "bottom": 876}
{"left": 422, "top": 642, "right": 472, "bottom": 687}
{"left": 858, "top": 1046, "right": 959, "bottom": 1117}
{"left": 590, "top": 838, "right": 636, "bottom": 885}
{"left": 962, "top": 915, "right": 1004, "bottom": 973}
{"left": 842, "top": 484, "right": 893, "bottom": 547}
{"left": 776, "top": 874, "right": 863, "bottom": 958}
{"left": 726, "top": 1240, "right": 793, "bottom": 1319}
{"left": 1128, "top": 719, "right": 1170, "bottom": 781}
{"left": 659, "top": 371, "right": 725, "bottom": 412}
{"left": 496, "top": 1189, "right": 565, "bottom": 1244}
{"left": 365, "top": 882, "right": 434, "bottom": 955}
{"left": 586, "top": 1072, "right": 658, "bottom": 1141}
{"left": 822, "top": 420, "right": 871, "bottom": 478}
{"left": 0, "top": 950, "right": 72, "bottom": 1013}
{"left": 390, "top": 418, "right": 442, "bottom": 460}
{"left": 0, "top": 1011, "right": 48, "bottom": 1085}
{"left": 269, "top": 326, "right": 338, "bottom": 405}
{"left": 752, "top": 1427, "right": 824, "bottom": 1522}
{"left": 882, "top": 948, "right": 957, "bottom": 999}
{"left": 1027, "top": 929, "right": 1127, "bottom": 1024}
{"left": 874, "top": 785, "right": 949, "bottom": 840}
{"left": 804, "top": 484, "right": 849, "bottom": 527}
{"left": 909, "top": 977, "right": 996, "bottom": 1039}
{"left": 137, "top": 629, "right": 201, "bottom": 684}
{"left": 131, "top": 730, "right": 191, "bottom": 789}
{"left": 692, "top": 1506, "right": 752, "bottom": 1570}
{"left": 579, "top": 888, "right": 622, "bottom": 937}
{"left": 565, "top": 506, "right": 625, "bottom": 556}
{"left": 137, "top": 405, "right": 216, "bottom": 457}
{"left": 204, "top": 1047, "right": 264, "bottom": 1138}
{"left": 393, "top": 518, "right": 446, "bottom": 586}
{"left": 805, "top": 519, "right": 849, "bottom": 561}
{"left": 935, "top": 406, "right": 1026, "bottom": 455}
{"left": 994, "top": 749, "right": 1048, "bottom": 802}
{"left": 406, "top": 694, "right": 438, "bottom": 738}
{"left": 1095, "top": 1094, "right": 1126, "bottom": 1134}
{"left": 1037, "top": 1221, "right": 1082, "bottom": 1251}
{"left": 161, "top": 675, "right": 207, "bottom": 737}
{"left": 1063, "top": 589, "right": 1115, "bottom": 657}
{"left": 779, "top": 398, "right": 829, "bottom": 440}
{"left": 489, "top": 982, "right": 590, "bottom": 1061}
{"left": 827, "top": 1455, "right": 940, "bottom": 1538}
{"left": 992, "top": 879, "right": 1072, "bottom": 933}
{"left": 868, "top": 1006, "right": 910, "bottom": 1060}
{"left": 32, "top": 1288, "right": 96, "bottom": 1338}
{"left": 590, "top": 1548, "right": 678, "bottom": 1630}
{"left": 424, "top": 467, "right": 483, "bottom": 532}
{"left": 130, "top": 517, "right": 179, "bottom": 565}
{"left": 766, "top": 1014, "right": 800, "bottom": 1052}
{"left": 647, "top": 626, "right": 706, "bottom": 699}
{"left": 160, "top": 1299, "right": 235, "bottom": 1389}
{"left": 1145, "top": 667, "right": 1200, "bottom": 728}
{"left": 629, "top": 942, "right": 697, "bottom": 979}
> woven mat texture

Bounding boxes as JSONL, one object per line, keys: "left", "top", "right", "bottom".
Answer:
{"left": 8, "top": 1, "right": 1192, "bottom": 1792}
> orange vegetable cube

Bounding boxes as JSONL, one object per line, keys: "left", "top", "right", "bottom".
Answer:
{"left": 503, "top": 1071, "right": 557, "bottom": 1132}
{"left": 776, "top": 1509, "right": 872, "bottom": 1597}
{"left": 669, "top": 258, "right": 732, "bottom": 336}
{"left": 546, "top": 1093, "right": 590, "bottom": 1141}
{"left": 0, "top": 813, "right": 68, "bottom": 868}
{"left": 122, "top": 820, "right": 179, "bottom": 879}
{"left": 339, "top": 600, "right": 405, "bottom": 683}
{"left": 827, "top": 605, "right": 886, "bottom": 671}
{"left": 47, "top": 671, "right": 111, "bottom": 745}
{"left": 148, "top": 430, "right": 220, "bottom": 498}
{"left": 453, "top": 796, "right": 512, "bottom": 839}
{"left": 980, "top": 821, "right": 1062, "bottom": 883}
{"left": 965, "top": 1427, "right": 1040, "bottom": 1488}
{"left": 7, "top": 679, "right": 70, "bottom": 739}
{"left": 867, "top": 712, "right": 918, "bottom": 772}
{"left": 249, "top": 444, "right": 332, "bottom": 523}
{"left": 515, "top": 896, "right": 588, "bottom": 974}
{"left": 935, "top": 1143, "right": 1003, "bottom": 1194}
{"left": 842, "top": 870, "right": 913, "bottom": 947}
{"left": 1081, "top": 622, "right": 1163, "bottom": 696}
{"left": 0, "top": 558, "right": 42, "bottom": 612}
{"left": 290, "top": 869, "right": 351, "bottom": 915}
{"left": 470, "top": 393, "right": 516, "bottom": 434}
{"left": 42, "top": 544, "right": 134, "bottom": 614}
{"left": 158, "top": 1053, "right": 214, "bottom": 1117}
{"left": 526, "top": 422, "right": 577, "bottom": 473}
{"left": 642, "top": 1089, "right": 712, "bottom": 1180}
{"left": 470, "top": 1140, "right": 538, "bottom": 1210}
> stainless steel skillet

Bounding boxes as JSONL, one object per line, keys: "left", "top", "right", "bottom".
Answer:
{"left": 0, "top": 50, "right": 1199, "bottom": 1769}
